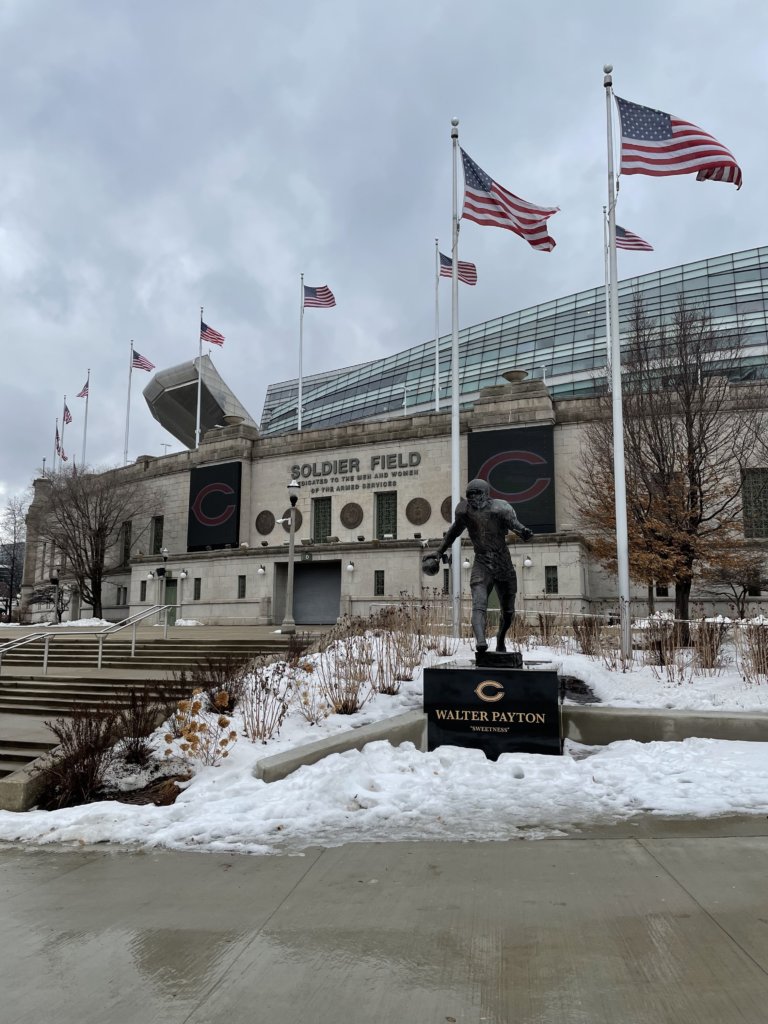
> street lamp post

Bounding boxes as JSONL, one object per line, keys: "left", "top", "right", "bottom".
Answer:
{"left": 280, "top": 479, "right": 300, "bottom": 635}
{"left": 49, "top": 564, "right": 61, "bottom": 623}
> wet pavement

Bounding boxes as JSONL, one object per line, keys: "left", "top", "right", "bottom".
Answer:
{"left": 2, "top": 818, "right": 768, "bottom": 1023}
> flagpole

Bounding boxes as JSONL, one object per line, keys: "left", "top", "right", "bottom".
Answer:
{"left": 60, "top": 395, "right": 68, "bottom": 459}
{"left": 81, "top": 369, "right": 90, "bottom": 466}
{"left": 604, "top": 64, "right": 631, "bottom": 661}
{"left": 603, "top": 208, "right": 612, "bottom": 382}
{"left": 52, "top": 417, "right": 59, "bottom": 474}
{"left": 298, "top": 274, "right": 304, "bottom": 431}
{"left": 124, "top": 342, "right": 134, "bottom": 466}
{"left": 450, "top": 117, "right": 461, "bottom": 638}
{"left": 195, "top": 308, "right": 203, "bottom": 449}
{"left": 434, "top": 238, "right": 441, "bottom": 412}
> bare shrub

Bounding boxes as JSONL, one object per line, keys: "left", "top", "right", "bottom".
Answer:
{"left": 182, "top": 654, "right": 252, "bottom": 713}
{"left": 115, "top": 688, "right": 164, "bottom": 768}
{"left": 241, "top": 658, "right": 294, "bottom": 743}
{"left": 537, "top": 612, "right": 558, "bottom": 645}
{"left": 737, "top": 622, "right": 768, "bottom": 685}
{"left": 294, "top": 660, "right": 331, "bottom": 726}
{"left": 315, "top": 627, "right": 374, "bottom": 714}
{"left": 285, "top": 631, "right": 313, "bottom": 666}
{"left": 163, "top": 691, "right": 237, "bottom": 766}
{"left": 37, "top": 705, "right": 118, "bottom": 809}
{"left": 690, "top": 618, "right": 729, "bottom": 673}
{"left": 572, "top": 615, "right": 604, "bottom": 658}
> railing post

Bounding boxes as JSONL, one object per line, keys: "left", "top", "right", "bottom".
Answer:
{"left": 98, "top": 634, "right": 104, "bottom": 670}
{"left": 164, "top": 606, "right": 169, "bottom": 640}
{"left": 43, "top": 635, "right": 50, "bottom": 675}
{"left": 131, "top": 621, "right": 137, "bottom": 658}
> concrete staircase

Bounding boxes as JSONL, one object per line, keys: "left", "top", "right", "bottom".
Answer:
{"left": 0, "top": 628, "right": 319, "bottom": 777}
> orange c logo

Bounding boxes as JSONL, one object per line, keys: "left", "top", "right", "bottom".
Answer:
{"left": 474, "top": 679, "right": 505, "bottom": 703}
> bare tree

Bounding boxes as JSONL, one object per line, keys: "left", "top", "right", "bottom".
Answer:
{"left": 572, "top": 293, "right": 766, "bottom": 625}
{"left": 697, "top": 545, "right": 768, "bottom": 619}
{"left": 39, "top": 467, "right": 159, "bottom": 618}
{"left": 0, "top": 493, "right": 28, "bottom": 617}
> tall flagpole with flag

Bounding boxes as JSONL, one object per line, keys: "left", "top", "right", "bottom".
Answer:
{"left": 434, "top": 239, "right": 441, "bottom": 413}
{"left": 603, "top": 207, "right": 612, "bottom": 381}
{"left": 52, "top": 417, "right": 59, "bottom": 474}
{"left": 78, "top": 370, "right": 90, "bottom": 466}
{"left": 124, "top": 342, "right": 134, "bottom": 466}
{"left": 603, "top": 65, "right": 631, "bottom": 660}
{"left": 298, "top": 274, "right": 304, "bottom": 431}
{"left": 196, "top": 308, "right": 203, "bottom": 449}
{"left": 450, "top": 118, "right": 462, "bottom": 637}
{"left": 60, "top": 395, "right": 70, "bottom": 463}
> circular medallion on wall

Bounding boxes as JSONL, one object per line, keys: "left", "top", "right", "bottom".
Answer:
{"left": 340, "top": 502, "right": 364, "bottom": 529}
{"left": 441, "top": 496, "right": 453, "bottom": 522}
{"left": 406, "top": 497, "right": 431, "bottom": 526}
{"left": 282, "top": 508, "right": 303, "bottom": 532}
{"left": 255, "top": 510, "right": 275, "bottom": 535}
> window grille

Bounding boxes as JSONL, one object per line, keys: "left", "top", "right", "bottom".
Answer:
{"left": 193, "top": 578, "right": 201, "bottom": 601}
{"left": 312, "top": 497, "right": 332, "bottom": 543}
{"left": 151, "top": 516, "right": 164, "bottom": 555}
{"left": 545, "top": 565, "right": 559, "bottom": 595}
{"left": 375, "top": 492, "right": 397, "bottom": 539}
{"left": 374, "top": 570, "right": 385, "bottom": 596}
{"left": 743, "top": 468, "right": 768, "bottom": 538}
{"left": 237, "top": 575, "right": 246, "bottom": 599}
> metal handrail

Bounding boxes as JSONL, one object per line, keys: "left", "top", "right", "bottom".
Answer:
{"left": 0, "top": 604, "right": 178, "bottom": 675}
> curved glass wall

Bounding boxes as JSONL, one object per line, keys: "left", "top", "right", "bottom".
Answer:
{"left": 260, "top": 247, "right": 768, "bottom": 435}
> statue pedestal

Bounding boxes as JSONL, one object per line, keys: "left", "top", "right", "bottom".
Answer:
{"left": 475, "top": 649, "right": 523, "bottom": 669}
{"left": 423, "top": 662, "right": 561, "bottom": 759}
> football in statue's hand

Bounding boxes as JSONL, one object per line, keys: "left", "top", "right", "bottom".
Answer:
{"left": 421, "top": 553, "right": 441, "bottom": 576}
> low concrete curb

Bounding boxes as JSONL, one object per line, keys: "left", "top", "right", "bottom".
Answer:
{"left": 254, "top": 705, "right": 768, "bottom": 784}
{"left": 254, "top": 711, "right": 427, "bottom": 783}
{"left": 563, "top": 705, "right": 768, "bottom": 746}
{"left": 0, "top": 754, "right": 53, "bottom": 813}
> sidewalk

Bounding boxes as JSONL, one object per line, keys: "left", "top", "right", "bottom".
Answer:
{"left": 2, "top": 821, "right": 767, "bottom": 1023}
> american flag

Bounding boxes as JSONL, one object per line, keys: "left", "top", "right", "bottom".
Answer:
{"left": 63, "top": 404, "right": 72, "bottom": 424}
{"left": 304, "top": 285, "right": 336, "bottom": 308}
{"left": 55, "top": 427, "right": 61, "bottom": 454}
{"left": 76, "top": 380, "right": 89, "bottom": 398}
{"left": 616, "top": 225, "right": 653, "bottom": 252}
{"left": 439, "top": 251, "right": 477, "bottom": 286}
{"left": 132, "top": 349, "right": 155, "bottom": 372}
{"left": 460, "top": 149, "right": 559, "bottom": 252}
{"left": 615, "top": 96, "right": 742, "bottom": 189}
{"left": 201, "top": 321, "right": 225, "bottom": 346}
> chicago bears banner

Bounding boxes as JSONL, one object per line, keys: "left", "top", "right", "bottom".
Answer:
{"left": 468, "top": 426, "right": 555, "bottom": 533}
{"left": 187, "top": 462, "right": 242, "bottom": 551}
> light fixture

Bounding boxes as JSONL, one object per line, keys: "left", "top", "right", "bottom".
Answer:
{"left": 383, "top": 533, "right": 394, "bottom": 540}
{"left": 357, "top": 535, "right": 365, "bottom": 542}
{"left": 161, "top": 547, "right": 169, "bottom": 561}
{"left": 346, "top": 561, "right": 355, "bottom": 572}
{"left": 523, "top": 557, "right": 533, "bottom": 568}
{"left": 258, "top": 565, "right": 266, "bottom": 575}
{"left": 179, "top": 570, "right": 188, "bottom": 579}
{"left": 462, "top": 558, "right": 471, "bottom": 569}
{"left": 147, "top": 571, "right": 155, "bottom": 579}
{"left": 287, "top": 479, "right": 300, "bottom": 504}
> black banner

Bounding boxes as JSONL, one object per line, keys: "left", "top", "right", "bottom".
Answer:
{"left": 423, "top": 665, "right": 561, "bottom": 758}
{"left": 187, "top": 462, "right": 242, "bottom": 552}
{"left": 468, "top": 426, "right": 555, "bottom": 533}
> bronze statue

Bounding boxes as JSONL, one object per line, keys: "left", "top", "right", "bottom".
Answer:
{"left": 424, "top": 478, "right": 532, "bottom": 653}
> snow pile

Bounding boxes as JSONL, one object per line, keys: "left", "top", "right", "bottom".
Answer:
{"left": 175, "top": 619, "right": 204, "bottom": 627}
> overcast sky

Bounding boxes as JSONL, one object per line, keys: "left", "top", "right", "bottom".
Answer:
{"left": 1, "top": 0, "right": 766, "bottom": 500}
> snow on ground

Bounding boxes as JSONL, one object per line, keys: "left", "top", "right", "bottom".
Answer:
{"left": 0, "top": 637, "right": 767, "bottom": 855}
{"left": 49, "top": 617, "right": 112, "bottom": 628}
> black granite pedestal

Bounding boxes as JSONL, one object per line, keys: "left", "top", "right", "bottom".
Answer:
{"left": 423, "top": 662, "right": 562, "bottom": 759}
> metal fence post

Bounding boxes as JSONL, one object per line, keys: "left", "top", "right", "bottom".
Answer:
{"left": 163, "top": 606, "right": 168, "bottom": 640}
{"left": 131, "top": 621, "right": 137, "bottom": 658}
{"left": 43, "top": 635, "right": 50, "bottom": 675}
{"left": 98, "top": 634, "right": 104, "bottom": 670}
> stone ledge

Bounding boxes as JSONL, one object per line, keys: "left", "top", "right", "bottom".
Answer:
{"left": 563, "top": 705, "right": 768, "bottom": 746}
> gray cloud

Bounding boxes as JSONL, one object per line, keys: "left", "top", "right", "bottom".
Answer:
{"left": 1, "top": 0, "right": 766, "bottom": 496}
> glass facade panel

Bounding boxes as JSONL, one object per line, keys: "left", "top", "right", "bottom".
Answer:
{"left": 261, "top": 248, "right": 768, "bottom": 435}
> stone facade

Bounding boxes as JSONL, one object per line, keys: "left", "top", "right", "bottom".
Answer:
{"left": 22, "top": 378, "right": 762, "bottom": 625}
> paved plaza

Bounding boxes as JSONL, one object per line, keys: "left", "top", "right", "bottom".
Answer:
{"left": 2, "top": 816, "right": 768, "bottom": 1023}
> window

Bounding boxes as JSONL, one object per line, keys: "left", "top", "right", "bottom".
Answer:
{"left": 237, "top": 575, "right": 246, "bottom": 599}
{"left": 140, "top": 580, "right": 147, "bottom": 602}
{"left": 193, "top": 577, "right": 201, "bottom": 600}
{"left": 151, "top": 516, "right": 164, "bottom": 555}
{"left": 375, "top": 492, "right": 397, "bottom": 539}
{"left": 545, "top": 565, "right": 559, "bottom": 595}
{"left": 655, "top": 583, "right": 669, "bottom": 598}
{"left": 743, "top": 469, "right": 768, "bottom": 538}
{"left": 747, "top": 579, "right": 762, "bottom": 598}
{"left": 121, "top": 521, "right": 132, "bottom": 566}
{"left": 374, "top": 570, "right": 385, "bottom": 596}
{"left": 442, "top": 568, "right": 450, "bottom": 595}
{"left": 312, "top": 496, "right": 332, "bottom": 543}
